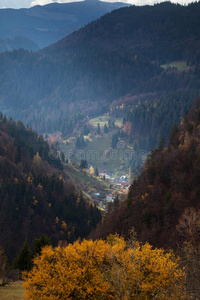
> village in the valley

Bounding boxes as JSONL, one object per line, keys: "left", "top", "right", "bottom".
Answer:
{"left": 91, "top": 170, "right": 131, "bottom": 210}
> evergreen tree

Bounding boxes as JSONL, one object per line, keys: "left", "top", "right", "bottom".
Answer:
{"left": 113, "top": 195, "right": 120, "bottom": 209}
{"left": 33, "top": 234, "right": 51, "bottom": 256}
{"left": 158, "top": 136, "right": 165, "bottom": 150}
{"left": 104, "top": 124, "right": 109, "bottom": 133}
{"left": 94, "top": 167, "right": 99, "bottom": 177}
{"left": 76, "top": 133, "right": 85, "bottom": 148}
{"left": 13, "top": 241, "right": 33, "bottom": 271}
{"left": 82, "top": 124, "right": 90, "bottom": 135}
{"left": 0, "top": 245, "right": 7, "bottom": 277}
{"left": 111, "top": 133, "right": 118, "bottom": 148}
{"left": 60, "top": 151, "right": 65, "bottom": 162}
{"left": 80, "top": 159, "right": 88, "bottom": 169}
{"left": 96, "top": 123, "right": 101, "bottom": 134}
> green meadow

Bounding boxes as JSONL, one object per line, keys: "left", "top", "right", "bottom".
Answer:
{"left": 161, "top": 60, "right": 190, "bottom": 71}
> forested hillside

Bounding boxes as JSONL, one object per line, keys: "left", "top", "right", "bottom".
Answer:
{"left": 0, "top": 37, "right": 39, "bottom": 52}
{"left": 0, "top": 2, "right": 200, "bottom": 138}
{"left": 91, "top": 99, "right": 200, "bottom": 251}
{"left": 47, "top": 1, "right": 200, "bottom": 64}
{"left": 0, "top": 0, "right": 128, "bottom": 50}
{"left": 0, "top": 114, "right": 101, "bottom": 261}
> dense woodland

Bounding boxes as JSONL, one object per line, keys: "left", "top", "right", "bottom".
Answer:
{"left": 49, "top": 2, "right": 200, "bottom": 64}
{"left": 90, "top": 99, "right": 200, "bottom": 296}
{"left": 0, "top": 0, "right": 128, "bottom": 50}
{"left": 124, "top": 88, "right": 200, "bottom": 171}
{"left": 0, "top": 114, "right": 101, "bottom": 261}
{"left": 0, "top": 2, "right": 200, "bottom": 141}
{"left": 92, "top": 99, "right": 200, "bottom": 249}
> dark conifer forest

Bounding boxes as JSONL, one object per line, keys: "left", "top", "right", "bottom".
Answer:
{"left": 0, "top": 115, "right": 101, "bottom": 261}
{"left": 0, "top": 2, "right": 200, "bottom": 140}
{"left": 91, "top": 99, "right": 200, "bottom": 249}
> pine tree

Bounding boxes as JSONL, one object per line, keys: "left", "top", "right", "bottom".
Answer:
{"left": 111, "top": 133, "right": 118, "bottom": 148}
{"left": 76, "top": 133, "right": 85, "bottom": 148}
{"left": 33, "top": 234, "right": 51, "bottom": 256}
{"left": 94, "top": 167, "right": 99, "bottom": 177}
{"left": 13, "top": 241, "right": 33, "bottom": 271}
{"left": 80, "top": 159, "right": 88, "bottom": 169}
{"left": 113, "top": 195, "right": 120, "bottom": 208}
{"left": 60, "top": 151, "right": 65, "bottom": 162}
{"left": 104, "top": 124, "right": 109, "bottom": 133}
{"left": 97, "top": 123, "right": 101, "bottom": 134}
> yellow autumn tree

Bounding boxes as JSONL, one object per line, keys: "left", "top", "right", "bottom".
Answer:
{"left": 32, "top": 152, "right": 41, "bottom": 166}
{"left": 105, "top": 234, "right": 186, "bottom": 299}
{"left": 23, "top": 236, "right": 186, "bottom": 300}
{"left": 89, "top": 165, "right": 94, "bottom": 175}
{"left": 23, "top": 240, "right": 113, "bottom": 300}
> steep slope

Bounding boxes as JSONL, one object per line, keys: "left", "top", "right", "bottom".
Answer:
{"left": 46, "top": 1, "right": 200, "bottom": 64}
{"left": 0, "top": 114, "right": 101, "bottom": 261}
{"left": 91, "top": 98, "right": 200, "bottom": 250}
{"left": 0, "top": 0, "right": 128, "bottom": 50}
{"left": 0, "top": 37, "right": 39, "bottom": 52}
{"left": 0, "top": 2, "right": 199, "bottom": 149}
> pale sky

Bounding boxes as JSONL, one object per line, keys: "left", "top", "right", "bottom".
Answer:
{"left": 0, "top": 0, "right": 197, "bottom": 9}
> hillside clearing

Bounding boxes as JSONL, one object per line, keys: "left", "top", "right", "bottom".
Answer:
{"left": 161, "top": 60, "right": 190, "bottom": 71}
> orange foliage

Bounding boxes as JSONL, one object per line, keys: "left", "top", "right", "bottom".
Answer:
{"left": 123, "top": 122, "right": 132, "bottom": 135}
{"left": 23, "top": 235, "right": 186, "bottom": 299}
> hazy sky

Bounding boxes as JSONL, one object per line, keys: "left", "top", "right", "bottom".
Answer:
{"left": 0, "top": 0, "right": 197, "bottom": 9}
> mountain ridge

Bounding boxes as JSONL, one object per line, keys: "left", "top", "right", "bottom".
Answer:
{"left": 0, "top": 2, "right": 199, "bottom": 161}
{"left": 0, "top": 0, "right": 129, "bottom": 50}
{"left": 45, "top": 1, "right": 200, "bottom": 64}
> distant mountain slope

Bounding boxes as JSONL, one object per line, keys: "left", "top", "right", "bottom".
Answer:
{"left": 0, "top": 2, "right": 199, "bottom": 143}
{"left": 0, "top": 0, "right": 129, "bottom": 50}
{"left": 46, "top": 1, "right": 200, "bottom": 64}
{"left": 0, "top": 36, "right": 39, "bottom": 52}
{"left": 91, "top": 98, "right": 200, "bottom": 250}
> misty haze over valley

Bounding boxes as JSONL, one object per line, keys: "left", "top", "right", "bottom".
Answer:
{"left": 0, "top": 1, "right": 200, "bottom": 298}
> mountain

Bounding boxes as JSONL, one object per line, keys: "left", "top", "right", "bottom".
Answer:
{"left": 0, "top": 0, "right": 129, "bottom": 50}
{"left": 0, "top": 2, "right": 199, "bottom": 160}
{"left": 90, "top": 98, "right": 200, "bottom": 250}
{"left": 46, "top": 1, "right": 200, "bottom": 64}
{"left": 0, "top": 36, "right": 39, "bottom": 52}
{"left": 0, "top": 114, "right": 101, "bottom": 261}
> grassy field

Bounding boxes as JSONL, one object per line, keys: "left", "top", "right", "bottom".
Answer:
{"left": 60, "top": 112, "right": 131, "bottom": 178}
{"left": 64, "top": 130, "right": 131, "bottom": 175}
{"left": 0, "top": 281, "right": 25, "bottom": 300}
{"left": 82, "top": 131, "right": 132, "bottom": 175}
{"left": 89, "top": 115, "right": 122, "bottom": 128}
{"left": 161, "top": 60, "right": 190, "bottom": 71}
{"left": 64, "top": 163, "right": 114, "bottom": 198}
{"left": 61, "top": 122, "right": 133, "bottom": 176}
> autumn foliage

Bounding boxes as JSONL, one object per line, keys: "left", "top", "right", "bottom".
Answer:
{"left": 92, "top": 99, "right": 200, "bottom": 254}
{"left": 23, "top": 235, "right": 186, "bottom": 299}
{"left": 0, "top": 115, "right": 101, "bottom": 261}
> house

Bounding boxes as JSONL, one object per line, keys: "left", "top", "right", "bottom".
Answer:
{"left": 94, "top": 193, "right": 100, "bottom": 197}
{"left": 114, "top": 183, "right": 122, "bottom": 188}
{"left": 122, "top": 182, "right": 130, "bottom": 187}
{"left": 99, "top": 172, "right": 111, "bottom": 180}
{"left": 106, "top": 194, "right": 115, "bottom": 202}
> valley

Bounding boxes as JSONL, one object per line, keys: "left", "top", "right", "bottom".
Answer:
{"left": 45, "top": 114, "right": 133, "bottom": 210}
{"left": 0, "top": 1, "right": 200, "bottom": 298}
